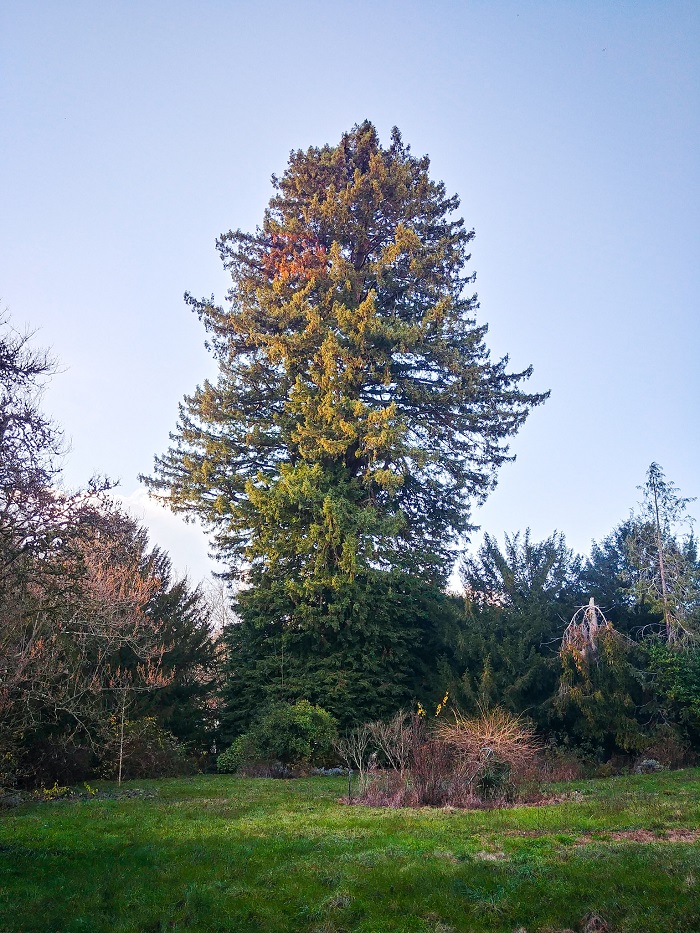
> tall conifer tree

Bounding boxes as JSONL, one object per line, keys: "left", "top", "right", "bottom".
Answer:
{"left": 144, "top": 122, "right": 547, "bottom": 727}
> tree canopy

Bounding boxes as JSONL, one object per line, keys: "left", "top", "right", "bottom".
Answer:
{"left": 0, "top": 316, "right": 218, "bottom": 786}
{"left": 144, "top": 122, "right": 547, "bottom": 726}
{"left": 458, "top": 531, "right": 584, "bottom": 727}
{"left": 145, "top": 122, "right": 546, "bottom": 593}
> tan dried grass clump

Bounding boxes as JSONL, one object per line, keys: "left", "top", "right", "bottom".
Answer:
{"left": 436, "top": 707, "right": 541, "bottom": 781}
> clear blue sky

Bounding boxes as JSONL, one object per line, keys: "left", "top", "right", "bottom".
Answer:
{"left": 1, "top": 1, "right": 698, "bottom": 583}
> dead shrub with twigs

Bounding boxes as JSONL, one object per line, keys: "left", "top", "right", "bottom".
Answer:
{"left": 436, "top": 707, "right": 541, "bottom": 799}
{"left": 368, "top": 710, "right": 421, "bottom": 779}
{"left": 406, "top": 734, "right": 462, "bottom": 806}
{"left": 348, "top": 706, "right": 541, "bottom": 808}
{"left": 333, "top": 723, "right": 373, "bottom": 791}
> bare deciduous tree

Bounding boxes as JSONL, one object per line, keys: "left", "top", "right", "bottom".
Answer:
{"left": 333, "top": 723, "right": 373, "bottom": 791}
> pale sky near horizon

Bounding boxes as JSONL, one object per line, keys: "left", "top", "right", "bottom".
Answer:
{"left": 1, "top": 1, "right": 698, "bottom": 586}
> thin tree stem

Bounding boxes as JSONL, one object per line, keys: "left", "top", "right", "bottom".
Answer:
{"left": 652, "top": 476, "right": 672, "bottom": 638}
{"left": 118, "top": 695, "right": 125, "bottom": 787}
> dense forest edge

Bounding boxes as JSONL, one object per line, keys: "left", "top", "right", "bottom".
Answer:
{"left": 2, "top": 123, "right": 699, "bottom": 797}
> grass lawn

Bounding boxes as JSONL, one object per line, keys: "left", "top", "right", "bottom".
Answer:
{"left": 1, "top": 769, "right": 700, "bottom": 932}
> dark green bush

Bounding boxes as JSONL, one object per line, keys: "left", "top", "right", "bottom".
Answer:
{"left": 217, "top": 733, "right": 260, "bottom": 774}
{"left": 218, "top": 701, "right": 338, "bottom": 773}
{"left": 475, "top": 757, "right": 514, "bottom": 801}
{"left": 646, "top": 640, "right": 700, "bottom": 745}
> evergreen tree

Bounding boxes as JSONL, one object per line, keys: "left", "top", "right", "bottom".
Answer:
{"left": 557, "top": 622, "right": 647, "bottom": 758}
{"left": 144, "top": 123, "right": 547, "bottom": 726}
{"left": 459, "top": 531, "right": 584, "bottom": 728}
{"left": 583, "top": 466, "right": 699, "bottom": 642}
{"left": 582, "top": 519, "right": 664, "bottom": 638}
{"left": 645, "top": 639, "right": 700, "bottom": 745}
{"left": 123, "top": 529, "right": 218, "bottom": 756}
{"left": 630, "top": 463, "right": 698, "bottom": 640}
{"left": 221, "top": 572, "right": 461, "bottom": 735}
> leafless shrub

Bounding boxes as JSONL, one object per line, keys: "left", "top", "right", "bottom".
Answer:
{"left": 436, "top": 706, "right": 541, "bottom": 790}
{"left": 368, "top": 710, "right": 421, "bottom": 779}
{"left": 540, "top": 747, "right": 587, "bottom": 782}
{"left": 333, "top": 723, "right": 373, "bottom": 790}
{"left": 347, "top": 707, "right": 542, "bottom": 808}
{"left": 407, "top": 735, "right": 461, "bottom": 806}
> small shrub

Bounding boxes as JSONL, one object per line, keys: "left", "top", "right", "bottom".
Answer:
{"left": 369, "top": 711, "right": 418, "bottom": 777}
{"left": 99, "top": 717, "right": 194, "bottom": 780}
{"left": 17, "top": 733, "right": 94, "bottom": 788}
{"left": 216, "top": 745, "right": 240, "bottom": 774}
{"left": 594, "top": 761, "right": 618, "bottom": 779}
{"left": 540, "top": 745, "right": 588, "bottom": 782}
{"left": 351, "top": 707, "right": 542, "bottom": 809}
{"left": 219, "top": 701, "right": 338, "bottom": 774}
{"left": 334, "top": 723, "right": 373, "bottom": 788}
{"left": 634, "top": 758, "right": 663, "bottom": 774}
{"left": 407, "top": 735, "right": 457, "bottom": 806}
{"left": 38, "top": 781, "right": 72, "bottom": 800}
{"left": 217, "top": 732, "right": 260, "bottom": 773}
{"left": 640, "top": 725, "right": 694, "bottom": 770}
{"left": 475, "top": 757, "right": 514, "bottom": 801}
{"left": 437, "top": 706, "right": 541, "bottom": 790}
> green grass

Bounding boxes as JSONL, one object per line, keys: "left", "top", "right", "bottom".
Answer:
{"left": 1, "top": 769, "right": 700, "bottom": 932}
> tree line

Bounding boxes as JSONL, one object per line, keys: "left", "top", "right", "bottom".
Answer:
{"left": 0, "top": 317, "right": 216, "bottom": 787}
{"left": 3, "top": 122, "right": 698, "bottom": 787}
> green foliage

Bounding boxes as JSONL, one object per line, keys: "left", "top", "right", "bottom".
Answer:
{"left": 253, "top": 700, "right": 338, "bottom": 768}
{"left": 0, "top": 316, "right": 220, "bottom": 789}
{"left": 99, "top": 717, "right": 194, "bottom": 781}
{"left": 144, "top": 122, "right": 546, "bottom": 727}
{"left": 630, "top": 464, "right": 699, "bottom": 640}
{"left": 581, "top": 519, "right": 663, "bottom": 637}
{"left": 37, "top": 781, "right": 72, "bottom": 801}
{"left": 146, "top": 122, "right": 546, "bottom": 584}
{"left": 216, "top": 736, "right": 249, "bottom": 774}
{"left": 646, "top": 639, "right": 700, "bottom": 742}
{"left": 556, "top": 626, "right": 647, "bottom": 757}
{"left": 219, "top": 700, "right": 337, "bottom": 772}
{"left": 136, "top": 551, "right": 219, "bottom": 756}
{"left": 221, "top": 571, "right": 461, "bottom": 735}
{"left": 458, "top": 531, "right": 584, "bottom": 728}
{"left": 475, "top": 756, "right": 513, "bottom": 801}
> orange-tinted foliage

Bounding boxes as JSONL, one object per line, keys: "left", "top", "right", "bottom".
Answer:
{"left": 262, "top": 232, "right": 327, "bottom": 283}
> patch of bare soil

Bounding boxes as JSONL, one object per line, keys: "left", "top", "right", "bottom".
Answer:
{"left": 581, "top": 828, "right": 700, "bottom": 844}
{"left": 508, "top": 828, "right": 700, "bottom": 844}
{"left": 515, "top": 910, "right": 609, "bottom": 932}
